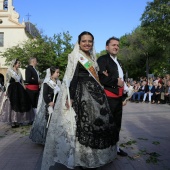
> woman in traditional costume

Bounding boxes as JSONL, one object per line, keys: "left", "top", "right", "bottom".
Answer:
{"left": 29, "top": 66, "right": 61, "bottom": 145}
{"left": 0, "top": 59, "right": 34, "bottom": 127}
{"left": 41, "top": 32, "right": 118, "bottom": 170}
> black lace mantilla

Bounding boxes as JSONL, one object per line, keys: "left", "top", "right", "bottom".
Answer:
{"left": 73, "top": 79, "right": 118, "bottom": 149}
{"left": 7, "top": 82, "right": 31, "bottom": 112}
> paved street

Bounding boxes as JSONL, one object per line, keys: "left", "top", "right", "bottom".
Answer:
{"left": 0, "top": 102, "right": 170, "bottom": 170}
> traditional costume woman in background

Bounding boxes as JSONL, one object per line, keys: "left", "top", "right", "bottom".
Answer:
{"left": 0, "top": 59, "right": 34, "bottom": 127}
{"left": 29, "top": 66, "right": 61, "bottom": 145}
{"left": 41, "top": 32, "right": 118, "bottom": 170}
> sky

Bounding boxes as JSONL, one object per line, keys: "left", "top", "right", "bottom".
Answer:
{"left": 13, "top": 0, "right": 151, "bottom": 53}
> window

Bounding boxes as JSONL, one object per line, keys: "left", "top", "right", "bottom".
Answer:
{"left": 0, "top": 32, "right": 4, "bottom": 47}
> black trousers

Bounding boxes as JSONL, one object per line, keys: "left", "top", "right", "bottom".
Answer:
{"left": 107, "top": 96, "right": 123, "bottom": 141}
{"left": 165, "top": 94, "right": 170, "bottom": 103}
{"left": 26, "top": 88, "right": 39, "bottom": 108}
{"left": 152, "top": 93, "right": 161, "bottom": 102}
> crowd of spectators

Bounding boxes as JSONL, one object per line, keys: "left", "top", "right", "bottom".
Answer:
{"left": 1, "top": 73, "right": 170, "bottom": 106}
{"left": 126, "top": 74, "right": 170, "bottom": 105}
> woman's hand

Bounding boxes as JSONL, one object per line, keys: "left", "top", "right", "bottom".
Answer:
{"left": 65, "top": 99, "right": 73, "bottom": 109}
{"left": 49, "top": 102, "right": 54, "bottom": 107}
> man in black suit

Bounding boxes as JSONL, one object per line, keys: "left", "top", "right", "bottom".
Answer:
{"left": 25, "top": 57, "right": 40, "bottom": 113}
{"left": 97, "top": 36, "right": 128, "bottom": 156}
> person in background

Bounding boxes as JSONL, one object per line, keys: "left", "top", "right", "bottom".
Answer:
{"left": 0, "top": 59, "right": 34, "bottom": 127}
{"left": 126, "top": 82, "right": 134, "bottom": 101}
{"left": 163, "top": 74, "right": 170, "bottom": 88}
{"left": 132, "top": 81, "right": 148, "bottom": 103}
{"left": 152, "top": 81, "right": 164, "bottom": 104}
{"left": 25, "top": 57, "right": 40, "bottom": 114}
{"left": 131, "top": 82, "right": 140, "bottom": 102}
{"left": 164, "top": 80, "right": 170, "bottom": 104}
{"left": 29, "top": 66, "right": 61, "bottom": 145}
{"left": 143, "top": 81, "right": 155, "bottom": 103}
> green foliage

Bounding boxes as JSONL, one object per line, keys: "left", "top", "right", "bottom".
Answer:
{"left": 118, "top": 26, "right": 169, "bottom": 78}
{"left": 137, "top": 149, "right": 161, "bottom": 164}
{"left": 96, "top": 50, "right": 107, "bottom": 58}
{"left": 118, "top": 28, "right": 153, "bottom": 79}
{"left": 152, "top": 141, "right": 160, "bottom": 145}
{"left": 120, "top": 139, "right": 137, "bottom": 147}
{"left": 54, "top": 32, "right": 74, "bottom": 79}
{"left": 140, "top": 0, "right": 170, "bottom": 76}
{"left": 146, "top": 152, "right": 161, "bottom": 164}
{"left": 141, "top": 0, "right": 170, "bottom": 47}
{"left": 2, "top": 31, "right": 73, "bottom": 79}
{"left": 137, "top": 137, "right": 148, "bottom": 140}
{"left": 96, "top": 0, "right": 170, "bottom": 79}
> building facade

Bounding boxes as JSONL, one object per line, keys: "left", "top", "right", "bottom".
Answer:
{"left": 0, "top": 0, "right": 29, "bottom": 83}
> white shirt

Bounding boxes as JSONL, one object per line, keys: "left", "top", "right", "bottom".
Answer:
{"left": 110, "top": 55, "right": 128, "bottom": 92}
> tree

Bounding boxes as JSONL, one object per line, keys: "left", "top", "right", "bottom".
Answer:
{"left": 96, "top": 0, "right": 170, "bottom": 79}
{"left": 140, "top": 0, "right": 170, "bottom": 75}
{"left": 118, "top": 27, "right": 163, "bottom": 79}
{"left": 140, "top": 0, "right": 170, "bottom": 47}
{"left": 2, "top": 31, "right": 73, "bottom": 79}
{"left": 96, "top": 50, "right": 107, "bottom": 58}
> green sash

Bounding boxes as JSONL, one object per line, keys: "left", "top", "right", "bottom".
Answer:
{"left": 78, "top": 53, "right": 101, "bottom": 86}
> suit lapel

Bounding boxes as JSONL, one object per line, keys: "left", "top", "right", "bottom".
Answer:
{"left": 106, "top": 54, "right": 117, "bottom": 67}
{"left": 107, "top": 54, "right": 123, "bottom": 69}
{"left": 30, "top": 65, "right": 38, "bottom": 80}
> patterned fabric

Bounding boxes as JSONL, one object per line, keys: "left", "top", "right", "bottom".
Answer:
{"left": 29, "top": 95, "right": 47, "bottom": 145}
{"left": 8, "top": 82, "right": 31, "bottom": 112}
{"left": 79, "top": 51, "right": 100, "bottom": 84}
{"left": 0, "top": 69, "right": 34, "bottom": 124}
{"left": 29, "top": 74, "right": 61, "bottom": 145}
{"left": 41, "top": 43, "right": 117, "bottom": 170}
{"left": 0, "top": 94, "right": 34, "bottom": 124}
{"left": 73, "top": 77, "right": 118, "bottom": 149}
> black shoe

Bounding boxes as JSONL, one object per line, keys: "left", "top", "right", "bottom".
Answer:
{"left": 11, "top": 122, "right": 20, "bottom": 128}
{"left": 117, "top": 149, "right": 128, "bottom": 156}
{"left": 135, "top": 101, "right": 139, "bottom": 103}
{"left": 11, "top": 123, "right": 16, "bottom": 128}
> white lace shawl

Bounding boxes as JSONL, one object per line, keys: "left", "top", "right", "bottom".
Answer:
{"left": 52, "top": 42, "right": 98, "bottom": 133}
{"left": 36, "top": 68, "right": 61, "bottom": 116}
{"left": 41, "top": 42, "right": 98, "bottom": 169}
{"left": 5, "top": 67, "right": 23, "bottom": 92}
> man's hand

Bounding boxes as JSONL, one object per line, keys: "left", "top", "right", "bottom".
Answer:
{"left": 103, "top": 70, "right": 108, "bottom": 76}
{"left": 117, "top": 78, "right": 124, "bottom": 87}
